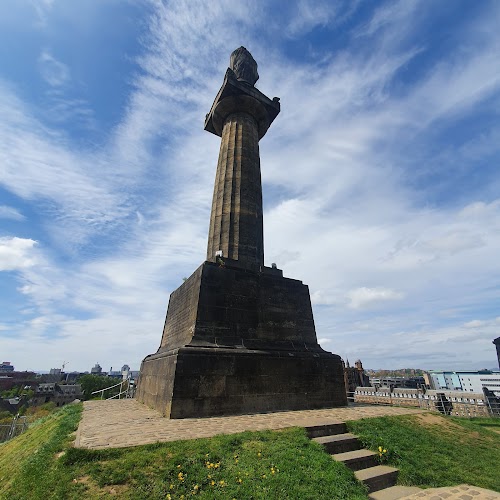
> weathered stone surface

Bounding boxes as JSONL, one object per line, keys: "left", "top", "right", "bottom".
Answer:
{"left": 158, "top": 260, "right": 318, "bottom": 352}
{"left": 206, "top": 112, "right": 264, "bottom": 267}
{"left": 137, "top": 344, "right": 345, "bottom": 418}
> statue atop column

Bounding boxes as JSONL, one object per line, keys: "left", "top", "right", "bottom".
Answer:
{"left": 229, "top": 46, "right": 259, "bottom": 85}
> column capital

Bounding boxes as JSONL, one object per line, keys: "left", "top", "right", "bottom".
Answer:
{"left": 205, "top": 68, "right": 280, "bottom": 140}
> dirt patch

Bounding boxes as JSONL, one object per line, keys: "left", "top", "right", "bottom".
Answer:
{"left": 72, "top": 475, "right": 91, "bottom": 484}
{"left": 414, "top": 413, "right": 464, "bottom": 434}
{"left": 105, "top": 485, "right": 130, "bottom": 496}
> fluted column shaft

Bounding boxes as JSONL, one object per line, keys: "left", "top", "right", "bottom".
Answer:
{"left": 207, "top": 111, "right": 263, "bottom": 267}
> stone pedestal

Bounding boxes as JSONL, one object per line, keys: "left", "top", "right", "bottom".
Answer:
{"left": 136, "top": 260, "right": 347, "bottom": 418}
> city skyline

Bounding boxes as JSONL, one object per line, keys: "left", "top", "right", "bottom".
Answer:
{"left": 1, "top": 1, "right": 500, "bottom": 371}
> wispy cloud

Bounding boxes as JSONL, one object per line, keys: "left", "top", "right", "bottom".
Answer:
{"left": 38, "top": 50, "right": 70, "bottom": 87}
{"left": 0, "top": 205, "right": 25, "bottom": 221}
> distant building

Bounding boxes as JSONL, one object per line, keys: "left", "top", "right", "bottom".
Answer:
{"left": 370, "top": 375, "right": 425, "bottom": 389}
{"left": 90, "top": 363, "right": 102, "bottom": 374}
{"left": 0, "top": 362, "right": 14, "bottom": 373}
{"left": 426, "top": 370, "right": 500, "bottom": 397}
{"left": 344, "top": 359, "right": 370, "bottom": 393}
{"left": 33, "top": 383, "right": 83, "bottom": 407}
{"left": 49, "top": 368, "right": 61, "bottom": 375}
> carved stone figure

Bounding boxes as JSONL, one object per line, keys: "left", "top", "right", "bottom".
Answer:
{"left": 230, "top": 46, "right": 259, "bottom": 85}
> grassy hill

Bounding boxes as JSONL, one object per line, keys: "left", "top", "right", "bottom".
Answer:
{"left": 0, "top": 404, "right": 365, "bottom": 499}
{"left": 1, "top": 404, "right": 499, "bottom": 499}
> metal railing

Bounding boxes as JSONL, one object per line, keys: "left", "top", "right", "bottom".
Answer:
{"left": 352, "top": 389, "right": 500, "bottom": 418}
{"left": 0, "top": 415, "right": 29, "bottom": 443}
{"left": 91, "top": 379, "right": 135, "bottom": 400}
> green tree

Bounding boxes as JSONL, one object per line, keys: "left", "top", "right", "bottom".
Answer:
{"left": 77, "top": 375, "right": 123, "bottom": 400}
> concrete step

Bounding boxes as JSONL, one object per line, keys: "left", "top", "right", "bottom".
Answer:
{"left": 332, "top": 448, "right": 378, "bottom": 471}
{"left": 305, "top": 421, "right": 347, "bottom": 438}
{"left": 368, "top": 485, "right": 422, "bottom": 499}
{"left": 313, "top": 433, "right": 361, "bottom": 454}
{"left": 355, "top": 465, "right": 399, "bottom": 493}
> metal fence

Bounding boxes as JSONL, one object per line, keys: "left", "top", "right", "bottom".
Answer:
{"left": 0, "top": 415, "right": 29, "bottom": 443}
{"left": 351, "top": 389, "right": 500, "bottom": 418}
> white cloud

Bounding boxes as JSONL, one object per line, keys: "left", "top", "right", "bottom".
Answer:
{"left": 346, "top": 287, "right": 404, "bottom": 309}
{"left": 38, "top": 50, "right": 70, "bottom": 87}
{"left": 0, "top": 205, "right": 25, "bottom": 221}
{"left": 0, "top": 237, "right": 38, "bottom": 271}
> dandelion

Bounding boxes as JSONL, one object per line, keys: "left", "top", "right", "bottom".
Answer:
{"left": 237, "top": 478, "right": 242, "bottom": 484}
{"left": 211, "top": 480, "right": 215, "bottom": 486}
{"left": 166, "top": 495, "right": 171, "bottom": 500}
{"left": 383, "top": 449, "right": 387, "bottom": 453}
{"left": 193, "top": 484, "right": 200, "bottom": 494}
{"left": 262, "top": 474, "right": 266, "bottom": 479}
{"left": 169, "top": 484, "right": 174, "bottom": 490}
{"left": 257, "top": 452, "right": 262, "bottom": 457}
{"left": 178, "top": 472, "right": 185, "bottom": 482}
{"left": 177, "top": 464, "right": 181, "bottom": 468}
{"left": 219, "top": 480, "right": 226, "bottom": 487}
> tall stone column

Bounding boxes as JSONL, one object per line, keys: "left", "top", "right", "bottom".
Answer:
{"left": 207, "top": 110, "right": 263, "bottom": 267}
{"left": 204, "top": 47, "right": 280, "bottom": 269}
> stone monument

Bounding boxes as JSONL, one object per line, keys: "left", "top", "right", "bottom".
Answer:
{"left": 136, "top": 47, "right": 347, "bottom": 418}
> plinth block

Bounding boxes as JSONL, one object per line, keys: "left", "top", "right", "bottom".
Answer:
{"left": 136, "top": 260, "right": 347, "bottom": 418}
{"left": 137, "top": 346, "right": 346, "bottom": 418}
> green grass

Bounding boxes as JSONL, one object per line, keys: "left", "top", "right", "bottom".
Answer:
{"left": 0, "top": 403, "right": 82, "bottom": 499}
{"left": 347, "top": 413, "right": 500, "bottom": 492}
{"left": 3, "top": 405, "right": 499, "bottom": 499}
{"left": 0, "top": 405, "right": 367, "bottom": 500}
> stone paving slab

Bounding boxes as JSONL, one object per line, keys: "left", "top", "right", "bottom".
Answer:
{"left": 75, "top": 399, "right": 427, "bottom": 449}
{"left": 401, "top": 484, "right": 500, "bottom": 499}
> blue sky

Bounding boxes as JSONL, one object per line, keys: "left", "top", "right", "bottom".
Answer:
{"left": 1, "top": 0, "right": 500, "bottom": 372}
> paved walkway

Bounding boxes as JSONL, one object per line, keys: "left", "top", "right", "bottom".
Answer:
{"left": 75, "top": 401, "right": 500, "bottom": 499}
{"left": 75, "top": 399, "right": 426, "bottom": 449}
{"left": 402, "top": 484, "right": 500, "bottom": 499}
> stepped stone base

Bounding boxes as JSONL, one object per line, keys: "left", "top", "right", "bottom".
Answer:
{"left": 136, "top": 260, "right": 346, "bottom": 418}
{"left": 137, "top": 345, "right": 346, "bottom": 418}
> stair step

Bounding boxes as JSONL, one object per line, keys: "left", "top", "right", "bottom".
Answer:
{"left": 355, "top": 465, "right": 399, "bottom": 493}
{"left": 305, "top": 421, "right": 347, "bottom": 438}
{"left": 368, "top": 485, "right": 422, "bottom": 500}
{"left": 332, "top": 448, "right": 378, "bottom": 471}
{"left": 313, "top": 433, "right": 361, "bottom": 454}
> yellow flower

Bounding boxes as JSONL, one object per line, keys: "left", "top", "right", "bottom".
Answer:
{"left": 257, "top": 452, "right": 262, "bottom": 457}
{"left": 237, "top": 478, "right": 242, "bottom": 484}
{"left": 177, "top": 464, "right": 181, "bottom": 468}
{"left": 219, "top": 480, "right": 225, "bottom": 486}
{"left": 166, "top": 495, "right": 171, "bottom": 500}
{"left": 210, "top": 480, "right": 215, "bottom": 486}
{"left": 262, "top": 474, "right": 266, "bottom": 479}
{"left": 383, "top": 449, "right": 387, "bottom": 453}
{"left": 378, "top": 446, "right": 383, "bottom": 452}
{"left": 169, "top": 484, "right": 174, "bottom": 490}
